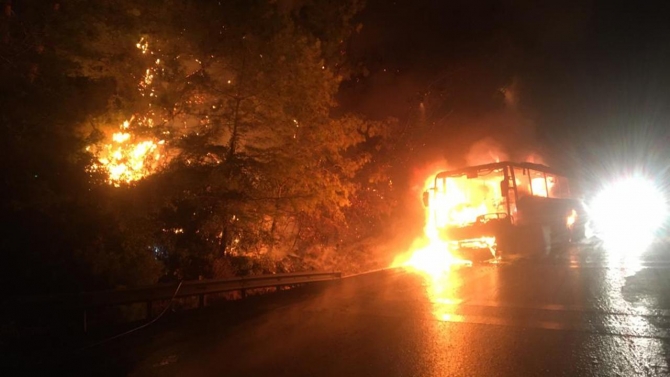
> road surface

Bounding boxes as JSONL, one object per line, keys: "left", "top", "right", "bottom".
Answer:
{"left": 53, "top": 241, "right": 670, "bottom": 376}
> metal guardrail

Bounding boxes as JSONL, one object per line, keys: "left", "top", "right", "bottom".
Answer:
{"left": 16, "top": 271, "right": 341, "bottom": 332}
{"left": 21, "top": 271, "right": 342, "bottom": 309}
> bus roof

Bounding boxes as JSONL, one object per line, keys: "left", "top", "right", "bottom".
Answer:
{"left": 435, "top": 161, "right": 565, "bottom": 179}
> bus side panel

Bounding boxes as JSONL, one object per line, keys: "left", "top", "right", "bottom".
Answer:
{"left": 516, "top": 196, "right": 586, "bottom": 252}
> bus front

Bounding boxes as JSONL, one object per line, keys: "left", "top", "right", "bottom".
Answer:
{"left": 423, "top": 163, "right": 513, "bottom": 262}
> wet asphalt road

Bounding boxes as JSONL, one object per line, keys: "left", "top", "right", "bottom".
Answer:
{"left": 66, "top": 241, "right": 670, "bottom": 376}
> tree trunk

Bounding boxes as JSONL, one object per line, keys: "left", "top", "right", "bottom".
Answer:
{"left": 227, "top": 96, "right": 242, "bottom": 159}
{"left": 268, "top": 186, "right": 283, "bottom": 255}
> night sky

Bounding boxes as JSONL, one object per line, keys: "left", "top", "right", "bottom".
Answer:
{"left": 340, "top": 0, "right": 670, "bottom": 179}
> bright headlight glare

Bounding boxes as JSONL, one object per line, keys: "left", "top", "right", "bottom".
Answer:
{"left": 589, "top": 178, "right": 667, "bottom": 251}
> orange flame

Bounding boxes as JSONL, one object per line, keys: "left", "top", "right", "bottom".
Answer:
{"left": 87, "top": 37, "right": 166, "bottom": 186}
{"left": 392, "top": 172, "right": 472, "bottom": 280}
{"left": 88, "top": 120, "right": 164, "bottom": 186}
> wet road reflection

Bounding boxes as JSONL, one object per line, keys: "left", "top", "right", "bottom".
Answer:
{"left": 412, "top": 240, "right": 670, "bottom": 375}
{"left": 581, "top": 241, "right": 669, "bottom": 375}
{"left": 101, "top": 240, "right": 670, "bottom": 376}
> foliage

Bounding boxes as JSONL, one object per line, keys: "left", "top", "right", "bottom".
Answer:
{"left": 1, "top": 0, "right": 399, "bottom": 294}
{"left": 0, "top": 1, "right": 166, "bottom": 294}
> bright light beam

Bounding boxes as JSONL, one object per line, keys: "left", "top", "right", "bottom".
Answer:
{"left": 588, "top": 177, "right": 667, "bottom": 254}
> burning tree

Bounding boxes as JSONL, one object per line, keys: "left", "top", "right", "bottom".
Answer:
{"left": 73, "top": 1, "right": 390, "bottom": 278}
{"left": 0, "top": 0, "right": 391, "bottom": 292}
{"left": 126, "top": 2, "right": 387, "bottom": 277}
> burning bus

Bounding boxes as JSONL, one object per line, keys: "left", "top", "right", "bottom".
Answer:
{"left": 422, "top": 161, "right": 586, "bottom": 261}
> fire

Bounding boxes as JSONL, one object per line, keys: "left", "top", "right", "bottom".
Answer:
{"left": 393, "top": 173, "right": 473, "bottom": 280}
{"left": 432, "top": 172, "right": 504, "bottom": 228}
{"left": 112, "top": 132, "right": 131, "bottom": 143}
{"left": 395, "top": 230, "right": 470, "bottom": 279}
{"left": 136, "top": 37, "right": 149, "bottom": 54}
{"left": 89, "top": 120, "right": 164, "bottom": 186}
{"left": 393, "top": 161, "right": 511, "bottom": 279}
{"left": 392, "top": 171, "right": 472, "bottom": 323}
{"left": 566, "top": 209, "right": 577, "bottom": 228}
{"left": 87, "top": 37, "right": 167, "bottom": 186}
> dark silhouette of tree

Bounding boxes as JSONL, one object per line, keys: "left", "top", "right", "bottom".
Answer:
{"left": 1, "top": 0, "right": 398, "bottom": 292}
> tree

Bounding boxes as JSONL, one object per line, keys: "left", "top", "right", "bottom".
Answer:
{"left": 1, "top": 0, "right": 395, "bottom": 293}
{"left": 85, "top": 0, "right": 395, "bottom": 277}
{"left": 0, "top": 1, "right": 165, "bottom": 294}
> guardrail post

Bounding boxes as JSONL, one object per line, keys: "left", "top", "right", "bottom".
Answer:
{"left": 19, "top": 271, "right": 342, "bottom": 328}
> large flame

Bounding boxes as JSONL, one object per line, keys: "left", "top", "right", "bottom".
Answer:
{"left": 394, "top": 153, "right": 552, "bottom": 321}
{"left": 394, "top": 154, "right": 550, "bottom": 279}
{"left": 392, "top": 173, "right": 473, "bottom": 280}
{"left": 391, "top": 171, "right": 471, "bottom": 323}
{"left": 88, "top": 119, "right": 164, "bottom": 186}
{"left": 87, "top": 37, "right": 166, "bottom": 186}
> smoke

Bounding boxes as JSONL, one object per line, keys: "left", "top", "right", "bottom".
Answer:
{"left": 368, "top": 74, "right": 552, "bottom": 265}
{"left": 452, "top": 78, "right": 549, "bottom": 168}
{"left": 464, "top": 136, "right": 548, "bottom": 167}
{"left": 465, "top": 137, "right": 509, "bottom": 166}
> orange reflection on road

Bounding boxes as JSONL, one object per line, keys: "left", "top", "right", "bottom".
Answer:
{"left": 421, "top": 267, "right": 466, "bottom": 322}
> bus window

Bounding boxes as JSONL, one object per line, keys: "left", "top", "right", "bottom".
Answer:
{"left": 513, "top": 168, "right": 531, "bottom": 198}
{"left": 546, "top": 174, "right": 557, "bottom": 198}
{"left": 558, "top": 176, "right": 571, "bottom": 196}
{"left": 547, "top": 175, "right": 570, "bottom": 198}
{"left": 529, "top": 170, "right": 548, "bottom": 197}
